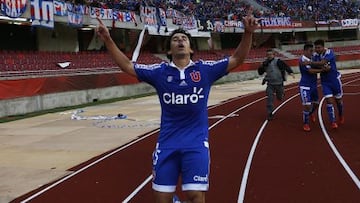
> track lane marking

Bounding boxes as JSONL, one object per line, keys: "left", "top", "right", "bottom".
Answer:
{"left": 237, "top": 93, "right": 299, "bottom": 203}
{"left": 318, "top": 78, "right": 360, "bottom": 190}
{"left": 237, "top": 75, "right": 360, "bottom": 202}
{"left": 20, "top": 129, "right": 160, "bottom": 203}
{"left": 122, "top": 96, "right": 268, "bottom": 202}
{"left": 19, "top": 73, "right": 358, "bottom": 202}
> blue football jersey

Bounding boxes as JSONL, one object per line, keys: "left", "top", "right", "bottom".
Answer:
{"left": 312, "top": 48, "right": 340, "bottom": 83}
{"left": 299, "top": 55, "right": 317, "bottom": 87}
{"left": 134, "top": 58, "right": 229, "bottom": 149}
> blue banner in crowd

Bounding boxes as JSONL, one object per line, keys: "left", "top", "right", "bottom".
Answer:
{"left": 0, "top": 0, "right": 27, "bottom": 18}
{"left": 53, "top": 0, "right": 67, "bottom": 16}
{"left": 30, "top": 0, "right": 54, "bottom": 29}
{"left": 68, "top": 11, "right": 83, "bottom": 27}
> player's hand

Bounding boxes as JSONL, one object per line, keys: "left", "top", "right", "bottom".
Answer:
{"left": 300, "top": 60, "right": 311, "bottom": 66}
{"left": 322, "top": 64, "right": 330, "bottom": 72}
{"left": 242, "top": 11, "right": 259, "bottom": 34}
{"left": 96, "top": 17, "right": 111, "bottom": 42}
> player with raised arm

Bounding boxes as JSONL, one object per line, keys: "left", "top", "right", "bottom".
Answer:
{"left": 96, "top": 13, "right": 258, "bottom": 203}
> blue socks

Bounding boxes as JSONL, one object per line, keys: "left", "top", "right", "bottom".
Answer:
{"left": 327, "top": 104, "right": 336, "bottom": 123}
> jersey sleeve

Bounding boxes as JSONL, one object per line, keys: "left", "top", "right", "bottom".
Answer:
{"left": 300, "top": 55, "right": 311, "bottom": 70}
{"left": 323, "top": 49, "right": 335, "bottom": 62}
{"left": 200, "top": 58, "right": 229, "bottom": 84}
{"left": 134, "top": 63, "right": 163, "bottom": 86}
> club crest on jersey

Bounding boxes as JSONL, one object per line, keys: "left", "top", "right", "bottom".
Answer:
{"left": 190, "top": 71, "right": 201, "bottom": 82}
{"left": 167, "top": 75, "right": 173, "bottom": 82}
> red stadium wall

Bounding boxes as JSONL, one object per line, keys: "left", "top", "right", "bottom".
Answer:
{"left": 0, "top": 73, "right": 138, "bottom": 100}
{"left": 0, "top": 53, "right": 359, "bottom": 100}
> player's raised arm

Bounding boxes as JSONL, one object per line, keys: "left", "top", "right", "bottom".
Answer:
{"left": 227, "top": 14, "right": 258, "bottom": 72}
{"left": 96, "top": 18, "right": 136, "bottom": 77}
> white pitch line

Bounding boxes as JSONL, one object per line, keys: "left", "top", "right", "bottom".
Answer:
{"left": 20, "top": 129, "right": 160, "bottom": 203}
{"left": 237, "top": 93, "right": 299, "bottom": 203}
{"left": 317, "top": 78, "right": 360, "bottom": 190}
{"left": 122, "top": 84, "right": 304, "bottom": 202}
{"left": 122, "top": 175, "right": 153, "bottom": 203}
{"left": 208, "top": 84, "right": 300, "bottom": 110}
{"left": 19, "top": 82, "right": 322, "bottom": 202}
{"left": 122, "top": 96, "right": 268, "bottom": 202}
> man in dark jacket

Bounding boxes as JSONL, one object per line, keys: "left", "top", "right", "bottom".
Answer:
{"left": 258, "top": 49, "right": 295, "bottom": 120}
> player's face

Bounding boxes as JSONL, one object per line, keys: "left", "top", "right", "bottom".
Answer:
{"left": 314, "top": 45, "right": 324, "bottom": 54}
{"left": 304, "top": 48, "right": 313, "bottom": 58}
{"left": 168, "top": 33, "right": 193, "bottom": 58}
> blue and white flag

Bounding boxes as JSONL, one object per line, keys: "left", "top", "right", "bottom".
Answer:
{"left": 30, "top": 0, "right": 54, "bottom": 29}
{"left": 0, "top": 0, "right": 27, "bottom": 18}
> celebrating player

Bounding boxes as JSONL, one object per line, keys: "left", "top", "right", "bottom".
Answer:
{"left": 298, "top": 43, "right": 323, "bottom": 131}
{"left": 308, "top": 39, "right": 344, "bottom": 129}
{"left": 96, "top": 14, "right": 258, "bottom": 203}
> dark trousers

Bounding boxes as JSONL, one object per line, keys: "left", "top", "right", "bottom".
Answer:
{"left": 266, "top": 83, "right": 284, "bottom": 114}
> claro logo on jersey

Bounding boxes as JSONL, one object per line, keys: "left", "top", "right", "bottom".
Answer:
{"left": 163, "top": 87, "right": 204, "bottom": 104}
{"left": 193, "top": 174, "right": 208, "bottom": 182}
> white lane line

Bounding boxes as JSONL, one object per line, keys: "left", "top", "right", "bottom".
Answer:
{"left": 317, "top": 79, "right": 360, "bottom": 190}
{"left": 18, "top": 74, "right": 359, "bottom": 202}
{"left": 237, "top": 93, "right": 299, "bottom": 203}
{"left": 122, "top": 175, "right": 153, "bottom": 203}
{"left": 208, "top": 84, "right": 299, "bottom": 110}
{"left": 122, "top": 96, "right": 268, "bottom": 202}
{"left": 236, "top": 75, "right": 360, "bottom": 202}
{"left": 20, "top": 129, "right": 160, "bottom": 203}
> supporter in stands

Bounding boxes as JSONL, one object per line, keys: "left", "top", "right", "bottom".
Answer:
{"left": 257, "top": 49, "right": 295, "bottom": 120}
{"left": 305, "top": 39, "right": 344, "bottom": 129}
{"left": 96, "top": 12, "right": 258, "bottom": 203}
{"left": 298, "top": 43, "right": 323, "bottom": 131}
{"left": 258, "top": 0, "right": 359, "bottom": 20}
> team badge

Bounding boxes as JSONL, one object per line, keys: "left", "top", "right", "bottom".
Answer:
{"left": 167, "top": 75, "right": 173, "bottom": 82}
{"left": 190, "top": 71, "right": 201, "bottom": 82}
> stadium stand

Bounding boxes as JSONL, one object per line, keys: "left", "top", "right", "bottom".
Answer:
{"left": 256, "top": 0, "right": 360, "bottom": 20}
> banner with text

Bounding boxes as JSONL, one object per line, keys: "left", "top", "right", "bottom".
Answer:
{"left": 30, "top": 0, "right": 54, "bottom": 28}
{"left": 0, "top": 0, "right": 27, "bottom": 18}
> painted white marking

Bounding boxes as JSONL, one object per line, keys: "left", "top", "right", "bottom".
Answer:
{"left": 122, "top": 96, "right": 268, "bottom": 202}
{"left": 317, "top": 78, "right": 360, "bottom": 191}
{"left": 122, "top": 175, "right": 153, "bottom": 203}
{"left": 237, "top": 94, "right": 299, "bottom": 203}
{"left": 20, "top": 129, "right": 160, "bottom": 203}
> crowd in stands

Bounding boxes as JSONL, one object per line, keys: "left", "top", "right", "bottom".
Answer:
{"left": 65, "top": 0, "right": 360, "bottom": 21}
{"left": 257, "top": 0, "right": 360, "bottom": 21}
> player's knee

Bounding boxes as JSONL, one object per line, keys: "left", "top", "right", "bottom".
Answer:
{"left": 185, "top": 191, "right": 205, "bottom": 203}
{"left": 154, "top": 191, "right": 174, "bottom": 203}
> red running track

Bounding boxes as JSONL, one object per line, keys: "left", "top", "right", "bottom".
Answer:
{"left": 12, "top": 72, "right": 360, "bottom": 203}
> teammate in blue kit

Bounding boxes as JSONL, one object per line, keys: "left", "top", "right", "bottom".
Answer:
{"left": 96, "top": 14, "right": 258, "bottom": 203}
{"left": 298, "top": 43, "right": 323, "bottom": 131}
{"left": 309, "top": 39, "right": 344, "bottom": 129}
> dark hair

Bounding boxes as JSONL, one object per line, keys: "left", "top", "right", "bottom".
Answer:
{"left": 314, "top": 39, "right": 325, "bottom": 47}
{"left": 266, "top": 48, "right": 274, "bottom": 53}
{"left": 166, "top": 28, "right": 194, "bottom": 61}
{"left": 303, "top": 43, "right": 313, "bottom": 50}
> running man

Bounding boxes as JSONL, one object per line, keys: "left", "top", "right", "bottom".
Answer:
{"left": 298, "top": 43, "right": 323, "bottom": 131}
{"left": 257, "top": 49, "right": 295, "bottom": 120}
{"left": 308, "top": 39, "right": 344, "bottom": 129}
{"left": 96, "top": 14, "right": 258, "bottom": 203}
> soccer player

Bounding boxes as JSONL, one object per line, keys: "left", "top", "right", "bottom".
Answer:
{"left": 298, "top": 43, "right": 323, "bottom": 131}
{"left": 309, "top": 39, "right": 344, "bottom": 129}
{"left": 96, "top": 15, "right": 258, "bottom": 203}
